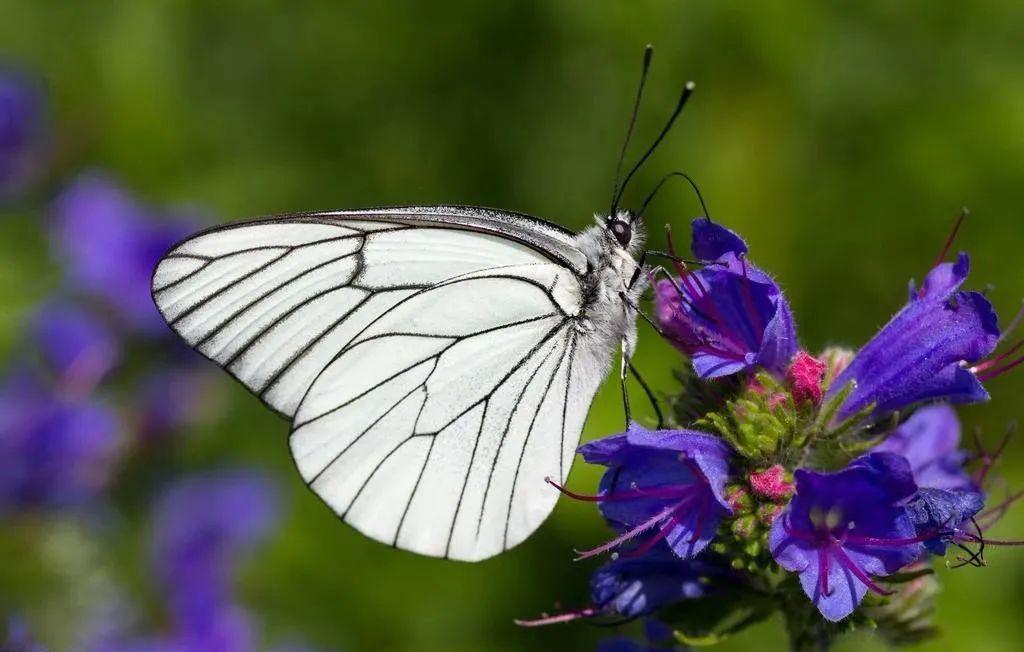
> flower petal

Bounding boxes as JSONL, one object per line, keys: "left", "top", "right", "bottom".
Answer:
{"left": 831, "top": 289, "right": 1000, "bottom": 420}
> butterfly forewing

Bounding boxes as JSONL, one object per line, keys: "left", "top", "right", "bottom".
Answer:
{"left": 151, "top": 208, "right": 609, "bottom": 561}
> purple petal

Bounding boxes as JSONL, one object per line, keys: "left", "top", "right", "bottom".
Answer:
{"left": 50, "top": 173, "right": 200, "bottom": 334}
{"left": 590, "top": 547, "right": 724, "bottom": 618}
{"left": 0, "top": 369, "right": 121, "bottom": 511}
{"left": 831, "top": 289, "right": 1000, "bottom": 420}
{"left": 872, "top": 404, "right": 974, "bottom": 491}
{"left": 906, "top": 488, "right": 984, "bottom": 555}
{"left": 655, "top": 219, "right": 797, "bottom": 379}
{"left": 581, "top": 424, "right": 733, "bottom": 559}
{"left": 0, "top": 70, "right": 46, "bottom": 197}
{"left": 151, "top": 471, "right": 278, "bottom": 633}
{"left": 690, "top": 218, "right": 748, "bottom": 261}
{"left": 30, "top": 302, "right": 119, "bottom": 389}
{"left": 770, "top": 454, "right": 920, "bottom": 621}
{"left": 910, "top": 253, "right": 970, "bottom": 302}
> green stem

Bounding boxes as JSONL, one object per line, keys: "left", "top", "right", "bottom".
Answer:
{"left": 781, "top": 596, "right": 835, "bottom": 652}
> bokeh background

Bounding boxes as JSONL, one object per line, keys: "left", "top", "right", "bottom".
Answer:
{"left": 2, "top": 2, "right": 1023, "bottom": 651}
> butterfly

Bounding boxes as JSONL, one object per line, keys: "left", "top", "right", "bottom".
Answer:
{"left": 150, "top": 47, "right": 697, "bottom": 561}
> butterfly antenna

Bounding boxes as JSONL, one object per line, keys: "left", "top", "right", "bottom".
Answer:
{"left": 612, "top": 81, "right": 696, "bottom": 214}
{"left": 635, "top": 171, "right": 711, "bottom": 223}
{"left": 609, "top": 45, "right": 655, "bottom": 216}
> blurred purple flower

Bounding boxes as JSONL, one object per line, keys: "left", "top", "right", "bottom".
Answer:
{"left": 654, "top": 218, "right": 796, "bottom": 378}
{"left": 828, "top": 254, "right": 1001, "bottom": 421}
{"left": 135, "top": 367, "right": 220, "bottom": 442}
{"left": 0, "top": 69, "right": 46, "bottom": 198}
{"left": 30, "top": 301, "right": 119, "bottom": 392}
{"left": 4, "top": 615, "right": 46, "bottom": 652}
{"left": 769, "top": 453, "right": 921, "bottom": 622}
{"left": 872, "top": 404, "right": 974, "bottom": 491}
{"left": 151, "top": 471, "right": 278, "bottom": 649}
{"left": 567, "top": 423, "right": 732, "bottom": 560}
{"left": 517, "top": 547, "right": 726, "bottom": 630}
{"left": 0, "top": 368, "right": 120, "bottom": 512}
{"left": 50, "top": 174, "right": 199, "bottom": 334}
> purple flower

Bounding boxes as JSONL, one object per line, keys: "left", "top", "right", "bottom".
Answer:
{"left": 590, "top": 548, "right": 722, "bottom": 618}
{"left": 135, "top": 367, "right": 220, "bottom": 442}
{"left": 0, "top": 368, "right": 120, "bottom": 512}
{"left": 769, "top": 453, "right": 922, "bottom": 622}
{"left": 828, "top": 254, "right": 1000, "bottom": 421}
{"left": 565, "top": 423, "right": 732, "bottom": 560}
{"left": 4, "top": 615, "right": 45, "bottom": 652}
{"left": 516, "top": 547, "right": 726, "bottom": 628}
{"left": 654, "top": 218, "right": 796, "bottom": 379}
{"left": 50, "top": 174, "right": 200, "bottom": 334}
{"left": 30, "top": 302, "right": 119, "bottom": 392}
{"left": 151, "top": 471, "right": 278, "bottom": 647}
{"left": 0, "top": 69, "right": 46, "bottom": 198}
{"left": 872, "top": 405, "right": 984, "bottom": 555}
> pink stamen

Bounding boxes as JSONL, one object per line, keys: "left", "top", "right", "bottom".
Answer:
{"left": 573, "top": 503, "right": 680, "bottom": 561}
{"left": 972, "top": 339, "right": 1024, "bottom": 374}
{"left": 665, "top": 225, "right": 704, "bottom": 301}
{"left": 688, "top": 495, "right": 710, "bottom": 546}
{"left": 514, "top": 606, "right": 599, "bottom": 627}
{"left": 918, "top": 208, "right": 967, "bottom": 299}
{"left": 818, "top": 549, "right": 832, "bottom": 597}
{"left": 934, "top": 209, "right": 967, "bottom": 268}
{"left": 973, "top": 425, "right": 1013, "bottom": 488}
{"left": 977, "top": 488, "right": 1024, "bottom": 528}
{"left": 623, "top": 515, "right": 679, "bottom": 558}
{"left": 844, "top": 530, "right": 945, "bottom": 547}
{"left": 959, "top": 533, "right": 1024, "bottom": 546}
{"left": 977, "top": 353, "right": 1024, "bottom": 382}
{"left": 574, "top": 493, "right": 701, "bottom": 561}
{"left": 829, "top": 542, "right": 895, "bottom": 596}
{"left": 998, "top": 300, "right": 1024, "bottom": 345}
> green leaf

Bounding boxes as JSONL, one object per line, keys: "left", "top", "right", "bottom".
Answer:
{"left": 661, "top": 587, "right": 777, "bottom": 646}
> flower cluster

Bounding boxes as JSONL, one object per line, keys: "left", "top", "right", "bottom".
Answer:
{"left": 0, "top": 69, "right": 320, "bottom": 651}
{"left": 523, "top": 217, "right": 1023, "bottom": 648}
{"left": 93, "top": 472, "right": 280, "bottom": 652}
{"left": 0, "top": 174, "right": 215, "bottom": 515}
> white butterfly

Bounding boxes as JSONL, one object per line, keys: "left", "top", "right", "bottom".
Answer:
{"left": 151, "top": 52, "right": 695, "bottom": 561}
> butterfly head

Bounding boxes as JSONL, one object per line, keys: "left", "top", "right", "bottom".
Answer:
{"left": 604, "top": 210, "right": 637, "bottom": 250}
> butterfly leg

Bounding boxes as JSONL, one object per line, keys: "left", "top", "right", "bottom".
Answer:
{"left": 619, "top": 341, "right": 633, "bottom": 428}
{"left": 628, "top": 359, "right": 665, "bottom": 430}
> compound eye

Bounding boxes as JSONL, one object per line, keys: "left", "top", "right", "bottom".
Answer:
{"left": 610, "top": 220, "right": 632, "bottom": 247}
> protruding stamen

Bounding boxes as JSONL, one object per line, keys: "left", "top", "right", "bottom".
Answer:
{"left": 971, "top": 339, "right": 1024, "bottom": 374}
{"left": 998, "top": 300, "right": 1024, "bottom": 345}
{"left": 960, "top": 533, "right": 1024, "bottom": 546}
{"left": 830, "top": 542, "right": 895, "bottom": 596}
{"left": 977, "top": 353, "right": 1024, "bottom": 382}
{"left": 514, "top": 606, "right": 599, "bottom": 627}
{"left": 844, "top": 530, "right": 949, "bottom": 547}
{"left": 818, "top": 549, "right": 832, "bottom": 597}
{"left": 978, "top": 488, "right": 1024, "bottom": 528}
{"left": 973, "top": 423, "right": 1015, "bottom": 487}
{"left": 573, "top": 497, "right": 695, "bottom": 561}
{"left": 933, "top": 207, "right": 968, "bottom": 269}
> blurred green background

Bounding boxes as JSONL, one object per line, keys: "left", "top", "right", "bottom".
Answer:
{"left": 2, "top": 1, "right": 1023, "bottom": 651}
